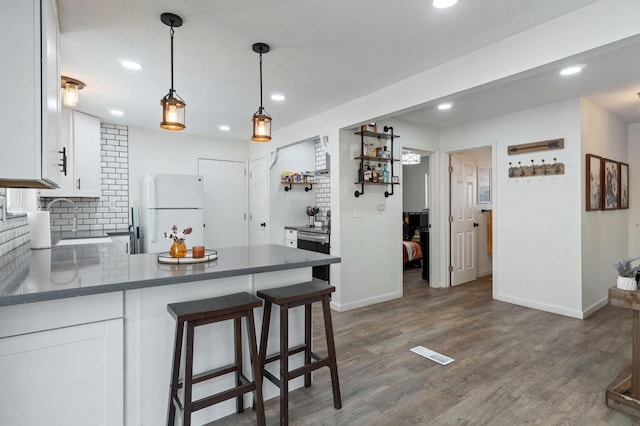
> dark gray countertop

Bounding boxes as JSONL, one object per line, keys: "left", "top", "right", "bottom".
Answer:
{"left": 0, "top": 243, "right": 340, "bottom": 307}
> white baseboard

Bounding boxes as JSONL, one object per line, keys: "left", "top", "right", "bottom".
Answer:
{"left": 495, "top": 292, "right": 584, "bottom": 319}
{"left": 582, "top": 297, "right": 608, "bottom": 319}
{"left": 331, "top": 290, "right": 402, "bottom": 312}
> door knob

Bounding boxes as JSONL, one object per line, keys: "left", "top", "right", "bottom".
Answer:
{"left": 473, "top": 222, "right": 479, "bottom": 228}
{"left": 260, "top": 222, "right": 266, "bottom": 227}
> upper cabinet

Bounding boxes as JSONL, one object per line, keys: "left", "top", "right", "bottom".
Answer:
{"left": 41, "top": 109, "right": 101, "bottom": 198}
{"left": 0, "top": 0, "right": 59, "bottom": 189}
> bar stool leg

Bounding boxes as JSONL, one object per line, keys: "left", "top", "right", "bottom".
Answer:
{"left": 280, "top": 303, "right": 290, "bottom": 425}
{"left": 183, "top": 321, "right": 196, "bottom": 426}
{"left": 258, "top": 301, "right": 272, "bottom": 370}
{"left": 247, "top": 309, "right": 266, "bottom": 426}
{"left": 167, "top": 320, "right": 184, "bottom": 426}
{"left": 234, "top": 317, "right": 244, "bottom": 413}
{"left": 304, "top": 303, "right": 312, "bottom": 388}
{"left": 322, "top": 295, "right": 342, "bottom": 409}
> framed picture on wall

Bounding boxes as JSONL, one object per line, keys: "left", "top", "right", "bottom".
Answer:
{"left": 619, "top": 162, "right": 629, "bottom": 209}
{"left": 602, "top": 158, "right": 619, "bottom": 210}
{"left": 477, "top": 166, "right": 491, "bottom": 203}
{"left": 586, "top": 154, "right": 602, "bottom": 211}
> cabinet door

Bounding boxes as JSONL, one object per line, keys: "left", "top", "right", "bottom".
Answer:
{"left": 72, "top": 110, "right": 101, "bottom": 197}
{"left": 1, "top": 0, "right": 55, "bottom": 184}
{"left": 0, "top": 318, "right": 124, "bottom": 426}
{"left": 41, "top": 109, "right": 101, "bottom": 197}
{"left": 42, "top": 0, "right": 60, "bottom": 184}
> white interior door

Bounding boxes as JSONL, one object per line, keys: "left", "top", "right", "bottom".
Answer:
{"left": 250, "top": 157, "right": 268, "bottom": 245}
{"left": 450, "top": 153, "right": 477, "bottom": 286}
{"left": 198, "top": 159, "right": 247, "bottom": 248}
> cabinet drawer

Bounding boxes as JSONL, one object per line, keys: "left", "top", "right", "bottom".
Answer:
{"left": 285, "top": 229, "right": 297, "bottom": 240}
{"left": 285, "top": 239, "right": 297, "bottom": 248}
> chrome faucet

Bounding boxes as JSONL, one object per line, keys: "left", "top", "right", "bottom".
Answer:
{"left": 46, "top": 198, "right": 78, "bottom": 232}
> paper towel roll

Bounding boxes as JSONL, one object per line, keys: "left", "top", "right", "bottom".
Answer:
{"left": 27, "top": 211, "right": 52, "bottom": 249}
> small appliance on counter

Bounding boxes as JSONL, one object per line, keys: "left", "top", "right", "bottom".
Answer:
{"left": 305, "top": 206, "right": 319, "bottom": 227}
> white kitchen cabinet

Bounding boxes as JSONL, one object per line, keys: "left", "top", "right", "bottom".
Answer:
{"left": 0, "top": 0, "right": 59, "bottom": 188}
{"left": 285, "top": 228, "right": 297, "bottom": 248}
{"left": 41, "top": 108, "right": 101, "bottom": 197}
{"left": 0, "top": 292, "right": 124, "bottom": 426}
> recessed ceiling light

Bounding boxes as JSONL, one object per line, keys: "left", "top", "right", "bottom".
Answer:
{"left": 438, "top": 102, "right": 453, "bottom": 110}
{"left": 433, "top": 0, "right": 458, "bottom": 8}
{"left": 121, "top": 60, "right": 142, "bottom": 70}
{"left": 560, "top": 65, "right": 583, "bottom": 76}
{"left": 219, "top": 125, "right": 230, "bottom": 131}
{"left": 271, "top": 94, "right": 286, "bottom": 101}
{"left": 110, "top": 109, "right": 124, "bottom": 116}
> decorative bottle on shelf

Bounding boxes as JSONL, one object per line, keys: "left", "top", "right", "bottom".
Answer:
{"left": 383, "top": 164, "right": 390, "bottom": 183}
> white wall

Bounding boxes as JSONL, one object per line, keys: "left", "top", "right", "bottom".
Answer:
{"left": 630, "top": 123, "right": 640, "bottom": 256}
{"left": 268, "top": 140, "right": 316, "bottom": 244}
{"left": 128, "top": 126, "right": 249, "bottom": 251}
{"left": 581, "top": 100, "right": 630, "bottom": 315}
{"left": 338, "top": 127, "right": 404, "bottom": 310}
{"left": 440, "top": 99, "right": 583, "bottom": 317}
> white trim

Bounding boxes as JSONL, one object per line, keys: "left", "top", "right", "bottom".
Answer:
{"left": 494, "top": 292, "right": 583, "bottom": 319}
{"left": 582, "top": 297, "right": 608, "bottom": 319}
{"left": 331, "top": 290, "right": 402, "bottom": 312}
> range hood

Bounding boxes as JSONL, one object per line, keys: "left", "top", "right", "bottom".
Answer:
{"left": 0, "top": 178, "right": 58, "bottom": 189}
{"left": 315, "top": 152, "right": 330, "bottom": 175}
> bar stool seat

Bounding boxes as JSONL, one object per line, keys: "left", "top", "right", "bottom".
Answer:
{"left": 257, "top": 280, "right": 342, "bottom": 425}
{"left": 167, "top": 292, "right": 265, "bottom": 426}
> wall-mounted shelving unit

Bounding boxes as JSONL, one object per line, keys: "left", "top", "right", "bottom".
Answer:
{"left": 354, "top": 126, "right": 399, "bottom": 198}
{"left": 282, "top": 182, "right": 313, "bottom": 192}
{"left": 281, "top": 171, "right": 314, "bottom": 192}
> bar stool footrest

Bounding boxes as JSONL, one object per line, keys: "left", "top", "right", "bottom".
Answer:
{"left": 191, "top": 382, "right": 256, "bottom": 412}
{"left": 178, "top": 362, "right": 242, "bottom": 388}
{"left": 263, "top": 343, "right": 307, "bottom": 365}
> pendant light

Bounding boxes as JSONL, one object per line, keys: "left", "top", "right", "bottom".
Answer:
{"left": 60, "top": 76, "right": 85, "bottom": 107}
{"left": 251, "top": 43, "right": 271, "bottom": 142}
{"left": 160, "top": 13, "right": 186, "bottom": 131}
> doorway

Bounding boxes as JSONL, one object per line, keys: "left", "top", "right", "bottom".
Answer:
{"left": 401, "top": 148, "right": 432, "bottom": 285}
{"left": 448, "top": 146, "right": 493, "bottom": 287}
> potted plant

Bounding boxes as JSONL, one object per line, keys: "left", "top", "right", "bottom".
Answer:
{"left": 613, "top": 257, "right": 640, "bottom": 290}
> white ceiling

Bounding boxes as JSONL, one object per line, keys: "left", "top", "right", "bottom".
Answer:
{"left": 57, "top": 0, "right": 640, "bottom": 141}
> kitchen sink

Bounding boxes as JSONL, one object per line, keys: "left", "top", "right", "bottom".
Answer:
{"left": 55, "top": 237, "right": 114, "bottom": 246}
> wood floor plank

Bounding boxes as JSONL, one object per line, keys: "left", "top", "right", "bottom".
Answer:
{"left": 209, "top": 270, "right": 640, "bottom": 425}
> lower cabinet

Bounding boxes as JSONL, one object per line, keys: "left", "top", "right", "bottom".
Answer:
{"left": 0, "top": 293, "right": 124, "bottom": 426}
{"left": 285, "top": 228, "right": 297, "bottom": 248}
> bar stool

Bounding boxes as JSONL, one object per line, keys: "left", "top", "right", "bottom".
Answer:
{"left": 166, "top": 292, "right": 266, "bottom": 426}
{"left": 257, "top": 280, "right": 342, "bottom": 425}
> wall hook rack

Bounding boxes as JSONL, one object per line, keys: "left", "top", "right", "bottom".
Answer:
{"left": 508, "top": 157, "right": 565, "bottom": 178}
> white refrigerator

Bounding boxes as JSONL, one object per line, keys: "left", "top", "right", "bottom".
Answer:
{"left": 143, "top": 174, "right": 204, "bottom": 253}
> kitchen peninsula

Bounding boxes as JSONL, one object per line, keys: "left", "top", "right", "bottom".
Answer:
{"left": 0, "top": 242, "right": 340, "bottom": 426}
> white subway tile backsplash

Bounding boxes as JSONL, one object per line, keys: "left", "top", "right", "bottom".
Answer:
{"left": 38, "top": 123, "right": 130, "bottom": 237}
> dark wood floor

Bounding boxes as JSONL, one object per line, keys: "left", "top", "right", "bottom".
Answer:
{"left": 212, "top": 269, "right": 640, "bottom": 425}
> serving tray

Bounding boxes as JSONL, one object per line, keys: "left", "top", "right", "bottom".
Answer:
{"left": 157, "top": 249, "right": 218, "bottom": 264}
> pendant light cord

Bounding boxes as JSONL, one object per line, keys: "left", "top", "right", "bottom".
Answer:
{"left": 259, "top": 52, "right": 264, "bottom": 112}
{"left": 170, "top": 26, "right": 175, "bottom": 93}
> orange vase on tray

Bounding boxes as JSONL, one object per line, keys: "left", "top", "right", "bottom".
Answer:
{"left": 169, "top": 240, "right": 187, "bottom": 258}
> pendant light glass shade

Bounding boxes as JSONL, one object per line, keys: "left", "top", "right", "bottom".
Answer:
{"left": 61, "top": 76, "right": 85, "bottom": 107}
{"left": 160, "top": 13, "right": 185, "bottom": 131}
{"left": 160, "top": 91, "right": 186, "bottom": 130}
{"left": 252, "top": 109, "right": 271, "bottom": 142}
{"left": 251, "top": 43, "right": 271, "bottom": 142}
